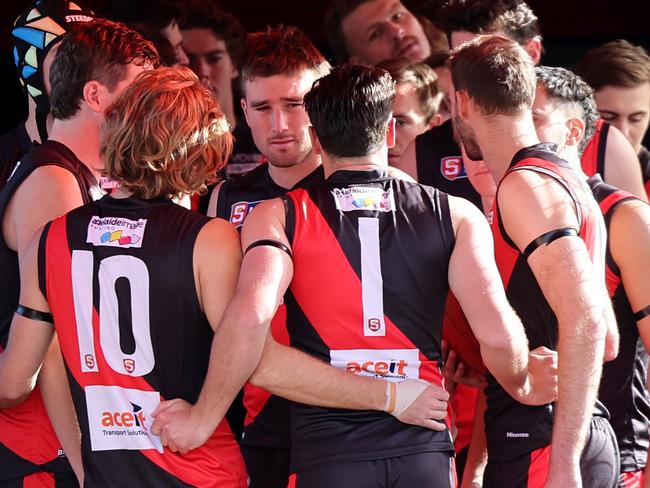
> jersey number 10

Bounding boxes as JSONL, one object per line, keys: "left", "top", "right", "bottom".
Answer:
{"left": 72, "top": 250, "right": 155, "bottom": 377}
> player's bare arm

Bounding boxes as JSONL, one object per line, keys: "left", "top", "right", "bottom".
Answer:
{"left": 609, "top": 199, "right": 650, "bottom": 484}
{"left": 604, "top": 126, "right": 648, "bottom": 202}
{"left": 0, "top": 227, "right": 53, "bottom": 407}
{"left": 498, "top": 170, "right": 610, "bottom": 486}
{"left": 447, "top": 195, "right": 558, "bottom": 406}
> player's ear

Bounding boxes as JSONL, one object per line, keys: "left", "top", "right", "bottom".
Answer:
{"left": 386, "top": 117, "right": 396, "bottom": 149}
{"left": 308, "top": 126, "right": 322, "bottom": 154}
{"left": 524, "top": 37, "right": 542, "bottom": 65}
{"left": 566, "top": 117, "right": 585, "bottom": 148}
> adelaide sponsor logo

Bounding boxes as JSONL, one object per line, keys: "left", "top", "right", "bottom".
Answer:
{"left": 87, "top": 216, "right": 147, "bottom": 248}
{"left": 332, "top": 187, "right": 395, "bottom": 212}
{"left": 86, "top": 385, "right": 163, "bottom": 452}
{"left": 330, "top": 349, "right": 420, "bottom": 382}
{"left": 441, "top": 156, "right": 468, "bottom": 181}
{"left": 229, "top": 200, "right": 262, "bottom": 227}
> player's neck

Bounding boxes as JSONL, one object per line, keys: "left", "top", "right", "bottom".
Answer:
{"left": 48, "top": 117, "right": 103, "bottom": 182}
{"left": 322, "top": 150, "right": 388, "bottom": 179}
{"left": 24, "top": 99, "right": 52, "bottom": 144}
{"left": 267, "top": 151, "right": 321, "bottom": 190}
{"left": 480, "top": 115, "right": 540, "bottom": 184}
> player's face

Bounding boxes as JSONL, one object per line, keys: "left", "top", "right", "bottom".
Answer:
{"left": 242, "top": 70, "right": 319, "bottom": 168}
{"left": 532, "top": 86, "right": 572, "bottom": 155}
{"left": 450, "top": 86, "right": 483, "bottom": 161}
{"left": 342, "top": 0, "right": 430, "bottom": 65}
{"left": 388, "top": 82, "right": 432, "bottom": 166}
{"left": 594, "top": 83, "right": 650, "bottom": 154}
{"left": 462, "top": 144, "right": 496, "bottom": 200}
{"left": 182, "top": 28, "right": 237, "bottom": 109}
{"left": 161, "top": 21, "right": 189, "bottom": 67}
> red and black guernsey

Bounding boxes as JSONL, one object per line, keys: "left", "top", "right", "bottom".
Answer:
{"left": 414, "top": 119, "right": 482, "bottom": 210}
{"left": 214, "top": 163, "right": 324, "bottom": 450}
{"left": 38, "top": 195, "right": 246, "bottom": 488}
{"left": 589, "top": 174, "right": 650, "bottom": 473}
{"left": 580, "top": 119, "right": 609, "bottom": 178}
{"left": 284, "top": 169, "right": 455, "bottom": 471}
{"left": 487, "top": 143, "right": 608, "bottom": 462}
{"left": 0, "top": 140, "right": 98, "bottom": 483}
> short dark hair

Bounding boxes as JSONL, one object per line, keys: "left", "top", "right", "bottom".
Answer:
{"left": 180, "top": 0, "right": 246, "bottom": 67}
{"left": 50, "top": 19, "right": 159, "bottom": 120}
{"left": 240, "top": 25, "right": 329, "bottom": 90}
{"left": 304, "top": 64, "right": 395, "bottom": 158}
{"left": 440, "top": 0, "right": 540, "bottom": 46}
{"left": 377, "top": 58, "right": 442, "bottom": 123}
{"left": 574, "top": 39, "right": 650, "bottom": 91}
{"left": 450, "top": 35, "right": 535, "bottom": 115}
{"left": 103, "top": 0, "right": 182, "bottom": 31}
{"left": 535, "top": 66, "right": 600, "bottom": 156}
{"left": 324, "top": 0, "right": 370, "bottom": 64}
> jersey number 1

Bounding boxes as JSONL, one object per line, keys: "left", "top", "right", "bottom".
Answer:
{"left": 72, "top": 250, "right": 155, "bottom": 377}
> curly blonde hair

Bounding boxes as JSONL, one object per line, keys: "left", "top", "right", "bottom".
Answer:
{"left": 101, "top": 66, "right": 232, "bottom": 200}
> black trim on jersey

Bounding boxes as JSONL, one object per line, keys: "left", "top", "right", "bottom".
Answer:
{"left": 282, "top": 194, "right": 296, "bottom": 245}
{"left": 496, "top": 146, "right": 583, "bottom": 253}
{"left": 15, "top": 305, "right": 53, "bottom": 324}
{"left": 523, "top": 228, "right": 578, "bottom": 260}
{"left": 38, "top": 221, "right": 52, "bottom": 300}
{"left": 634, "top": 305, "right": 650, "bottom": 322}
{"left": 597, "top": 122, "right": 610, "bottom": 177}
{"left": 245, "top": 239, "right": 292, "bottom": 258}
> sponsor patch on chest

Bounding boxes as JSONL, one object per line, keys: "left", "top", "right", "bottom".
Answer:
{"left": 229, "top": 200, "right": 262, "bottom": 227}
{"left": 440, "top": 156, "right": 468, "bottom": 181}
{"left": 330, "top": 348, "right": 420, "bottom": 381}
{"left": 85, "top": 385, "right": 163, "bottom": 452}
{"left": 87, "top": 216, "right": 147, "bottom": 248}
{"left": 332, "top": 187, "right": 394, "bottom": 212}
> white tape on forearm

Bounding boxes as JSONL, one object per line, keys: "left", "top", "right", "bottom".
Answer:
{"left": 383, "top": 379, "right": 429, "bottom": 417}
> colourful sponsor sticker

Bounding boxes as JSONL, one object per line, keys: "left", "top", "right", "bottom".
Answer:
{"left": 332, "top": 187, "right": 395, "bottom": 212}
{"left": 86, "top": 216, "right": 147, "bottom": 248}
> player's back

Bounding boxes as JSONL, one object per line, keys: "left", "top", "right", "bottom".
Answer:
{"left": 39, "top": 195, "right": 246, "bottom": 487}
{"left": 284, "top": 169, "right": 455, "bottom": 471}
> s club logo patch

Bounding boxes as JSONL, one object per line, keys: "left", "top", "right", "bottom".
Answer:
{"left": 229, "top": 200, "right": 262, "bottom": 228}
{"left": 441, "top": 156, "right": 468, "bottom": 181}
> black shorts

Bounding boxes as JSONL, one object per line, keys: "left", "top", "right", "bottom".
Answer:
{"left": 240, "top": 445, "right": 290, "bottom": 488}
{"left": 0, "top": 443, "right": 77, "bottom": 487}
{"left": 288, "top": 451, "right": 456, "bottom": 488}
{"left": 483, "top": 416, "right": 619, "bottom": 488}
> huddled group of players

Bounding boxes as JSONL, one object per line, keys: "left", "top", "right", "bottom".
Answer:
{"left": 0, "top": 0, "right": 649, "bottom": 487}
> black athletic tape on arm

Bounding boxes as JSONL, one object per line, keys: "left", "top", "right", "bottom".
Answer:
{"left": 633, "top": 305, "right": 650, "bottom": 322}
{"left": 245, "top": 239, "right": 292, "bottom": 258}
{"left": 523, "top": 228, "right": 578, "bottom": 260}
{"left": 16, "top": 305, "right": 53, "bottom": 324}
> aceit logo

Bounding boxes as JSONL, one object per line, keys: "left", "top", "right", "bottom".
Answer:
{"left": 330, "top": 349, "right": 421, "bottom": 382}
{"left": 229, "top": 200, "right": 262, "bottom": 227}
{"left": 101, "top": 402, "right": 147, "bottom": 430}
{"left": 346, "top": 358, "right": 409, "bottom": 377}
{"left": 441, "top": 156, "right": 468, "bottom": 181}
{"left": 86, "top": 385, "right": 163, "bottom": 452}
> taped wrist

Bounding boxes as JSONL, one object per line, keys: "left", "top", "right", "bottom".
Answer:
{"left": 383, "top": 379, "right": 429, "bottom": 417}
